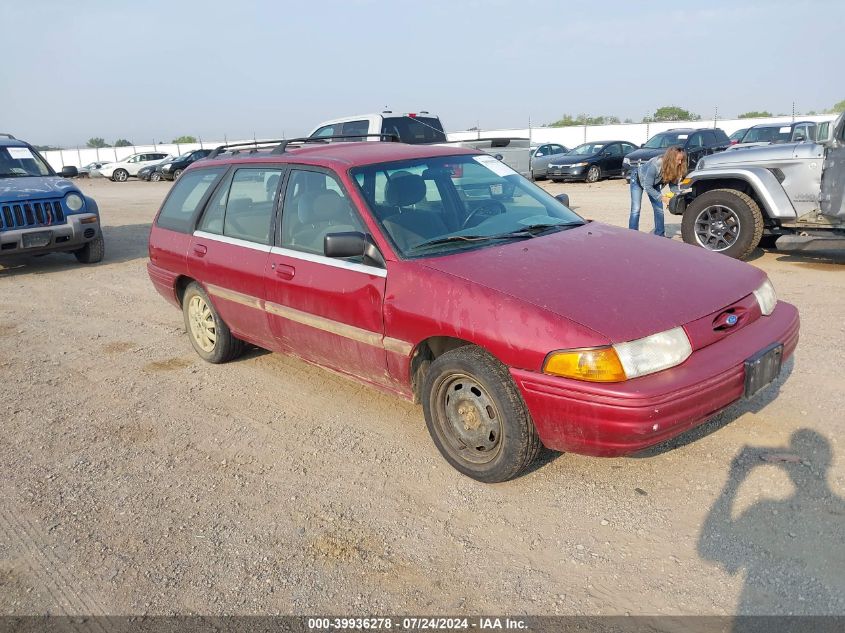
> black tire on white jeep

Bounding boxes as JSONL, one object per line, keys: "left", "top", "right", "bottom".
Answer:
{"left": 682, "top": 188, "right": 764, "bottom": 260}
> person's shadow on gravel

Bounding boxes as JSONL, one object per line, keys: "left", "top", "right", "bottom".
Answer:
{"left": 697, "top": 429, "right": 845, "bottom": 632}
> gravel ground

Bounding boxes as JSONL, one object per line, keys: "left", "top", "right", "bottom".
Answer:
{"left": 0, "top": 176, "right": 843, "bottom": 616}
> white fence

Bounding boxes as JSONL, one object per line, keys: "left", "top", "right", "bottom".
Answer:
{"left": 446, "top": 115, "right": 837, "bottom": 148}
{"left": 41, "top": 140, "right": 253, "bottom": 171}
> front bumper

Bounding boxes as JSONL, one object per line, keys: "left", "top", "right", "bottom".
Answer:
{"left": 548, "top": 167, "right": 586, "bottom": 180}
{"left": 0, "top": 213, "right": 101, "bottom": 258}
{"left": 511, "top": 301, "right": 799, "bottom": 456}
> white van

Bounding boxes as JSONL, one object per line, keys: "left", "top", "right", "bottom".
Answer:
{"left": 308, "top": 112, "right": 447, "bottom": 144}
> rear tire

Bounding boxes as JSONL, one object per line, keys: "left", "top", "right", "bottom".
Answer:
{"left": 74, "top": 235, "right": 104, "bottom": 264}
{"left": 173, "top": 168, "right": 184, "bottom": 180}
{"left": 682, "top": 188, "right": 764, "bottom": 260}
{"left": 181, "top": 282, "right": 244, "bottom": 364}
{"left": 422, "top": 345, "right": 541, "bottom": 483}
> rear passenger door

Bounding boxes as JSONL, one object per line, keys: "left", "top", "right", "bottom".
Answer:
{"left": 190, "top": 166, "right": 283, "bottom": 348}
{"left": 265, "top": 167, "right": 394, "bottom": 387}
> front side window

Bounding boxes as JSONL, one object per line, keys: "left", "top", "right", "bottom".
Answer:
{"left": 352, "top": 154, "right": 584, "bottom": 257}
{"left": 687, "top": 133, "right": 704, "bottom": 149}
{"left": 0, "top": 146, "right": 52, "bottom": 178}
{"left": 156, "top": 167, "right": 226, "bottom": 233}
{"left": 280, "top": 169, "right": 365, "bottom": 256}
{"left": 200, "top": 168, "right": 281, "bottom": 244}
{"left": 605, "top": 144, "right": 623, "bottom": 157}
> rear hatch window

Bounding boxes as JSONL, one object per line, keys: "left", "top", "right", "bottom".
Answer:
{"left": 381, "top": 116, "right": 447, "bottom": 144}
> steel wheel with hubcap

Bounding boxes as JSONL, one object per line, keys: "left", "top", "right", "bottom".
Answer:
{"left": 150, "top": 171, "right": 162, "bottom": 182}
{"left": 422, "top": 345, "right": 541, "bottom": 482}
{"left": 682, "top": 188, "right": 763, "bottom": 260}
{"left": 181, "top": 282, "right": 244, "bottom": 363}
{"left": 112, "top": 169, "right": 129, "bottom": 182}
{"left": 585, "top": 165, "right": 600, "bottom": 183}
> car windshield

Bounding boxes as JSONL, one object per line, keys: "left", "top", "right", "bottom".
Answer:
{"left": 643, "top": 132, "right": 691, "bottom": 149}
{"left": 0, "top": 146, "right": 53, "bottom": 178}
{"left": 176, "top": 152, "right": 193, "bottom": 160}
{"left": 567, "top": 143, "right": 605, "bottom": 156}
{"left": 380, "top": 116, "right": 447, "bottom": 144}
{"left": 729, "top": 129, "right": 747, "bottom": 141}
{"left": 351, "top": 154, "right": 584, "bottom": 258}
{"left": 741, "top": 126, "right": 792, "bottom": 143}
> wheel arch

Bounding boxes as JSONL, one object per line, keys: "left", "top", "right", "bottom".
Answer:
{"left": 409, "top": 336, "right": 479, "bottom": 404}
{"left": 687, "top": 167, "right": 796, "bottom": 219}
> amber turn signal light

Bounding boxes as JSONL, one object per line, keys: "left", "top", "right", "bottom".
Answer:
{"left": 543, "top": 347, "right": 627, "bottom": 382}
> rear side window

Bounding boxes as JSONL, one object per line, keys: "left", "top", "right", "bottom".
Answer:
{"left": 341, "top": 120, "right": 370, "bottom": 141}
{"left": 380, "top": 116, "right": 447, "bottom": 144}
{"left": 156, "top": 167, "right": 226, "bottom": 233}
{"left": 199, "top": 168, "right": 282, "bottom": 244}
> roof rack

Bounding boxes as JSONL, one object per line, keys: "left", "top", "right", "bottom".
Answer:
{"left": 269, "top": 133, "right": 399, "bottom": 154}
{"left": 207, "top": 139, "right": 288, "bottom": 159}
{"left": 0, "top": 133, "right": 17, "bottom": 140}
{"left": 207, "top": 133, "right": 399, "bottom": 160}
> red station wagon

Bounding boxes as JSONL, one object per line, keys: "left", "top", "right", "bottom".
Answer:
{"left": 147, "top": 137, "right": 800, "bottom": 482}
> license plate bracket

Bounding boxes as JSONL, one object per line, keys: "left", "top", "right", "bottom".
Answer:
{"left": 22, "top": 230, "right": 52, "bottom": 248}
{"left": 744, "top": 343, "right": 784, "bottom": 398}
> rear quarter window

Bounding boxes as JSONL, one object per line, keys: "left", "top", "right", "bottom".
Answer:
{"left": 156, "top": 167, "right": 226, "bottom": 233}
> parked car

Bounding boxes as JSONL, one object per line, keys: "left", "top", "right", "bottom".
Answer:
{"left": 147, "top": 136, "right": 799, "bottom": 482}
{"left": 547, "top": 141, "right": 638, "bottom": 183}
{"left": 624, "top": 128, "right": 730, "bottom": 179}
{"left": 138, "top": 163, "right": 161, "bottom": 182}
{"left": 674, "top": 111, "right": 845, "bottom": 259}
{"left": 727, "top": 121, "right": 817, "bottom": 150}
{"left": 97, "top": 151, "right": 170, "bottom": 182}
{"left": 159, "top": 149, "right": 213, "bottom": 181}
{"left": 309, "top": 111, "right": 447, "bottom": 144}
{"left": 529, "top": 143, "right": 569, "bottom": 180}
{"left": 728, "top": 128, "right": 749, "bottom": 145}
{"left": 0, "top": 133, "right": 104, "bottom": 263}
{"left": 79, "top": 161, "right": 110, "bottom": 178}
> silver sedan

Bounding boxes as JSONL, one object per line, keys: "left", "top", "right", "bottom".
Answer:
{"left": 530, "top": 143, "right": 570, "bottom": 180}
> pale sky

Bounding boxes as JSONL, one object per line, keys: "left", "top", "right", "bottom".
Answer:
{"left": 1, "top": 0, "right": 841, "bottom": 147}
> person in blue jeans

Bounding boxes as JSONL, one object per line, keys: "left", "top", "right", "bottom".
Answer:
{"left": 628, "top": 146, "right": 687, "bottom": 237}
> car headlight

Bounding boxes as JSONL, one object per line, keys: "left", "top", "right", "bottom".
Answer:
{"left": 753, "top": 279, "right": 777, "bottom": 316}
{"left": 623, "top": 157, "right": 630, "bottom": 165}
{"left": 163, "top": 164, "right": 171, "bottom": 171}
{"left": 571, "top": 162, "right": 588, "bottom": 168}
{"left": 65, "top": 193, "right": 84, "bottom": 211}
{"left": 544, "top": 326, "right": 692, "bottom": 382}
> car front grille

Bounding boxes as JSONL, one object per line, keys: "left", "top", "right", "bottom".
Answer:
{"left": 0, "top": 199, "right": 66, "bottom": 231}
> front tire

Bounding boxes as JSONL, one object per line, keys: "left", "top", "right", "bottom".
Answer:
{"left": 682, "top": 188, "right": 763, "bottom": 260}
{"left": 172, "top": 168, "right": 184, "bottom": 180}
{"left": 150, "top": 171, "right": 162, "bottom": 182}
{"left": 181, "top": 282, "right": 244, "bottom": 363}
{"left": 585, "top": 165, "right": 601, "bottom": 183}
{"left": 422, "top": 346, "right": 541, "bottom": 483}
{"left": 74, "top": 235, "right": 104, "bottom": 263}
{"left": 112, "top": 169, "right": 128, "bottom": 182}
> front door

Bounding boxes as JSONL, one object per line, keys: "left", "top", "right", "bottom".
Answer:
{"left": 820, "top": 116, "right": 845, "bottom": 218}
{"left": 188, "top": 165, "right": 283, "bottom": 348}
{"left": 265, "top": 167, "right": 393, "bottom": 388}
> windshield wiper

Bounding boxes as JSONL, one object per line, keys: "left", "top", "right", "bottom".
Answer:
{"left": 408, "top": 222, "right": 583, "bottom": 253}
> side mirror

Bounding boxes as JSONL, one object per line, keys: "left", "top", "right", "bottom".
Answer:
{"left": 554, "top": 193, "right": 570, "bottom": 207}
{"left": 59, "top": 166, "right": 79, "bottom": 178}
{"left": 324, "top": 232, "right": 385, "bottom": 267}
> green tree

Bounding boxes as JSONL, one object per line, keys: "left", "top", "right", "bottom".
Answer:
{"left": 86, "top": 137, "right": 109, "bottom": 148}
{"left": 738, "top": 111, "right": 773, "bottom": 119}
{"left": 651, "top": 106, "right": 700, "bottom": 122}
{"left": 171, "top": 135, "right": 197, "bottom": 144}
{"left": 113, "top": 139, "right": 133, "bottom": 147}
{"left": 547, "top": 114, "right": 581, "bottom": 127}
{"left": 547, "top": 114, "right": 621, "bottom": 127}
{"left": 828, "top": 99, "right": 845, "bottom": 113}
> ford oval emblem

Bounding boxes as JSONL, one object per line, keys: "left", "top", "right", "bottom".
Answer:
{"left": 726, "top": 314, "right": 739, "bottom": 326}
{"left": 494, "top": 154, "right": 504, "bottom": 161}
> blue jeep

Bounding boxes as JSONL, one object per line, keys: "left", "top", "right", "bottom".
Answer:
{"left": 1, "top": 134, "right": 104, "bottom": 263}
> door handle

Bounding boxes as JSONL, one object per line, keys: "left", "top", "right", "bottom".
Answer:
{"left": 193, "top": 244, "right": 207, "bottom": 257}
{"left": 272, "top": 263, "right": 295, "bottom": 280}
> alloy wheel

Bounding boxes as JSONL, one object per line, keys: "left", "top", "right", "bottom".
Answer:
{"left": 694, "top": 204, "right": 741, "bottom": 252}
{"left": 187, "top": 295, "right": 217, "bottom": 353}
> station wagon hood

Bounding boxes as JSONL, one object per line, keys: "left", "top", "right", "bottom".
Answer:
{"left": 418, "top": 223, "right": 766, "bottom": 343}
{"left": 0, "top": 176, "right": 76, "bottom": 202}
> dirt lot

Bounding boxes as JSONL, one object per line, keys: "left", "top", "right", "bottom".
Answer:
{"left": 1, "top": 177, "right": 843, "bottom": 617}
